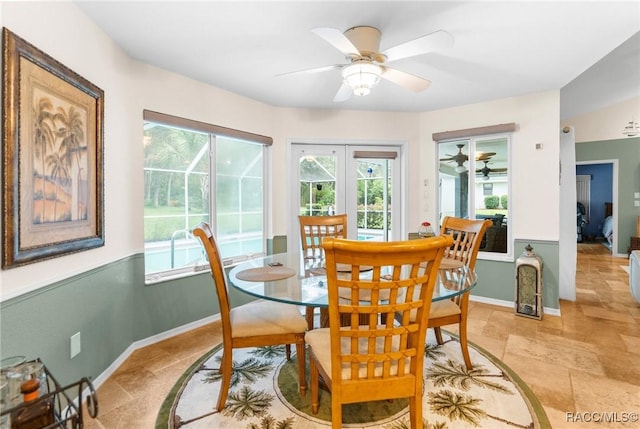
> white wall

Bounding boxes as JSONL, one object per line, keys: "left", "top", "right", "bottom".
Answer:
{"left": 0, "top": 1, "right": 563, "bottom": 299}
{"left": 0, "top": 1, "right": 278, "bottom": 299}
{"left": 419, "top": 91, "right": 562, "bottom": 242}
{"left": 558, "top": 126, "right": 577, "bottom": 300}
{"left": 1, "top": 2, "right": 139, "bottom": 297}
{"left": 563, "top": 96, "right": 640, "bottom": 143}
{"left": 0, "top": 1, "right": 422, "bottom": 298}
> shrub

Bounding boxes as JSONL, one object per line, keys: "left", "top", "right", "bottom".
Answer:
{"left": 501, "top": 194, "right": 508, "bottom": 209}
{"left": 484, "top": 195, "right": 500, "bottom": 209}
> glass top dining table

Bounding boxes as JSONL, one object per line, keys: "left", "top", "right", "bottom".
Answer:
{"left": 227, "top": 251, "right": 477, "bottom": 309}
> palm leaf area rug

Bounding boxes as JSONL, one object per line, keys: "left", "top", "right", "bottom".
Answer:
{"left": 156, "top": 331, "right": 549, "bottom": 429}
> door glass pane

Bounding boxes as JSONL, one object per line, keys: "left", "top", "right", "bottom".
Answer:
{"left": 293, "top": 144, "right": 399, "bottom": 249}
{"left": 356, "top": 158, "right": 391, "bottom": 241}
{"left": 299, "top": 155, "right": 336, "bottom": 216}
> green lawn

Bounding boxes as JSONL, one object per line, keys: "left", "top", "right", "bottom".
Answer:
{"left": 144, "top": 206, "right": 202, "bottom": 216}
{"left": 144, "top": 205, "right": 262, "bottom": 241}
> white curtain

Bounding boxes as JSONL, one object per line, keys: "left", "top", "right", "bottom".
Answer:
{"left": 559, "top": 127, "right": 577, "bottom": 301}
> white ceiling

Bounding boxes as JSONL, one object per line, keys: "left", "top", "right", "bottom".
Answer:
{"left": 75, "top": 1, "right": 639, "bottom": 115}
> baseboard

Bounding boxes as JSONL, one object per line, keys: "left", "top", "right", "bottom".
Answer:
{"left": 87, "top": 294, "right": 563, "bottom": 395}
{"left": 469, "top": 295, "right": 561, "bottom": 317}
{"left": 90, "top": 313, "right": 221, "bottom": 390}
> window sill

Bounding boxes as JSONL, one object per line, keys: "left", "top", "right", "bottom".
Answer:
{"left": 145, "top": 264, "right": 210, "bottom": 285}
{"left": 144, "top": 253, "right": 266, "bottom": 285}
{"left": 478, "top": 251, "right": 514, "bottom": 263}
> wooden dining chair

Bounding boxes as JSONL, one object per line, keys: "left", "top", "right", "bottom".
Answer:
{"left": 193, "top": 222, "right": 308, "bottom": 412}
{"left": 429, "top": 216, "right": 491, "bottom": 369}
{"left": 298, "top": 214, "right": 348, "bottom": 259}
{"left": 305, "top": 235, "right": 453, "bottom": 429}
{"left": 298, "top": 214, "right": 348, "bottom": 328}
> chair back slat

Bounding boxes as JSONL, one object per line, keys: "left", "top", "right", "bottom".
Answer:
{"left": 440, "top": 216, "right": 492, "bottom": 270}
{"left": 323, "top": 236, "right": 453, "bottom": 384}
{"left": 438, "top": 217, "right": 491, "bottom": 306}
{"left": 299, "top": 214, "right": 347, "bottom": 258}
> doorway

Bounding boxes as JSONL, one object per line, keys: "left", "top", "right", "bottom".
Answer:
{"left": 576, "top": 161, "right": 617, "bottom": 253}
{"left": 289, "top": 143, "right": 403, "bottom": 255}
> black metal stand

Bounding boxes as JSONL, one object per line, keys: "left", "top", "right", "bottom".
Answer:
{"left": 1, "top": 358, "right": 98, "bottom": 429}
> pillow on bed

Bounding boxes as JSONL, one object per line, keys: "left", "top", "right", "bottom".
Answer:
{"left": 602, "top": 216, "right": 613, "bottom": 242}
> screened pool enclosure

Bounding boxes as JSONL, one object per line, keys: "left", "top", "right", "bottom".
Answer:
{"left": 145, "top": 122, "right": 392, "bottom": 279}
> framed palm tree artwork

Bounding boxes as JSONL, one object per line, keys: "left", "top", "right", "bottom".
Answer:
{"left": 2, "top": 28, "right": 104, "bottom": 268}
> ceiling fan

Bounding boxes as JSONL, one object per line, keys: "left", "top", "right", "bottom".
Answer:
{"left": 279, "top": 26, "right": 454, "bottom": 102}
{"left": 476, "top": 160, "right": 508, "bottom": 179}
{"left": 439, "top": 144, "right": 496, "bottom": 172}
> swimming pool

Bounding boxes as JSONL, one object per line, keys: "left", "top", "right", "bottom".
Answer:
{"left": 144, "top": 237, "right": 263, "bottom": 274}
{"left": 145, "top": 230, "right": 383, "bottom": 274}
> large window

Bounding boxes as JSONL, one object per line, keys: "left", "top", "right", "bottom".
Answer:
{"left": 143, "top": 111, "right": 269, "bottom": 282}
{"left": 438, "top": 135, "right": 511, "bottom": 256}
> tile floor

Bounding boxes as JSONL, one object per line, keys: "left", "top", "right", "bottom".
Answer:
{"left": 85, "top": 242, "right": 639, "bottom": 428}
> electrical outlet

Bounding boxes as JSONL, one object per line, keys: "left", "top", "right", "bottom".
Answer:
{"left": 70, "top": 332, "right": 81, "bottom": 359}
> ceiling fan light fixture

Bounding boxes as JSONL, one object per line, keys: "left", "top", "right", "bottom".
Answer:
{"left": 454, "top": 165, "right": 467, "bottom": 173}
{"left": 342, "top": 62, "right": 382, "bottom": 96}
{"left": 623, "top": 119, "right": 639, "bottom": 137}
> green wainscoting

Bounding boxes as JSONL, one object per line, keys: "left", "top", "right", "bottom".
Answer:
{"left": 0, "top": 255, "right": 219, "bottom": 387}
{"left": 474, "top": 240, "right": 559, "bottom": 311}
{"left": 1, "top": 257, "right": 137, "bottom": 386}
{"left": 0, "top": 236, "right": 559, "bottom": 388}
{"left": 0, "top": 238, "right": 293, "bottom": 387}
{"left": 267, "top": 235, "right": 287, "bottom": 255}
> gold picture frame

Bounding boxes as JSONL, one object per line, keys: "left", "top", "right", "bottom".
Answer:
{"left": 2, "top": 28, "right": 104, "bottom": 269}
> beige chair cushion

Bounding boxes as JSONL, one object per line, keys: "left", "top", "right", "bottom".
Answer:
{"left": 230, "top": 300, "right": 308, "bottom": 338}
{"left": 429, "top": 299, "right": 462, "bottom": 318}
{"left": 409, "top": 297, "right": 462, "bottom": 322}
{"left": 305, "top": 327, "right": 411, "bottom": 380}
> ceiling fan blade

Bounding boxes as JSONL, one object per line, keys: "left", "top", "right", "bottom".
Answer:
{"left": 382, "top": 30, "right": 454, "bottom": 63}
{"left": 476, "top": 152, "right": 496, "bottom": 160}
{"left": 381, "top": 67, "right": 431, "bottom": 92}
{"left": 276, "top": 64, "right": 343, "bottom": 77}
{"left": 476, "top": 167, "right": 507, "bottom": 174}
{"left": 333, "top": 83, "right": 353, "bottom": 102}
{"left": 312, "top": 27, "right": 361, "bottom": 58}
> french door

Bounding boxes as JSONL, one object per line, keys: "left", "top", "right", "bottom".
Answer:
{"left": 290, "top": 143, "right": 401, "bottom": 255}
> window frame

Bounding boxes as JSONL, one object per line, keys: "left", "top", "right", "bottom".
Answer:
{"left": 436, "top": 132, "right": 513, "bottom": 261}
{"left": 143, "top": 110, "right": 271, "bottom": 284}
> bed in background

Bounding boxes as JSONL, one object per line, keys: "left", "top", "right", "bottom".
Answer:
{"left": 602, "top": 202, "right": 613, "bottom": 246}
